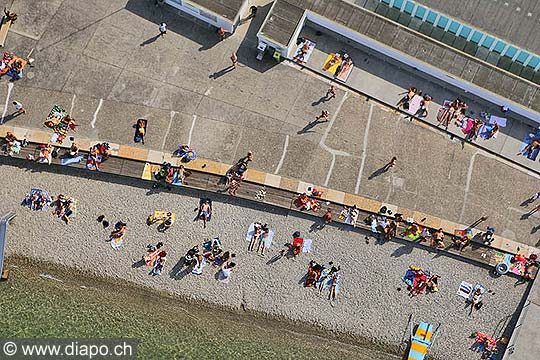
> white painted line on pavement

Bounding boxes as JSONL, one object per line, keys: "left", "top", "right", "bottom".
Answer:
{"left": 69, "top": 94, "right": 76, "bottom": 115}
{"left": 355, "top": 103, "right": 374, "bottom": 194}
{"left": 0, "top": 82, "right": 14, "bottom": 124}
{"left": 188, "top": 115, "right": 197, "bottom": 146}
{"left": 324, "top": 154, "right": 336, "bottom": 187}
{"left": 161, "top": 111, "right": 176, "bottom": 150}
{"left": 319, "top": 92, "right": 350, "bottom": 156}
{"left": 459, "top": 151, "right": 495, "bottom": 222}
{"left": 90, "top": 99, "right": 103, "bottom": 129}
{"left": 274, "top": 134, "right": 289, "bottom": 174}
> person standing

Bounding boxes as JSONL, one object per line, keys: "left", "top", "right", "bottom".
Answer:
{"left": 322, "top": 208, "right": 332, "bottom": 225}
{"left": 382, "top": 156, "right": 397, "bottom": 171}
{"left": 159, "top": 22, "right": 167, "bottom": 36}
{"left": 249, "top": 6, "right": 257, "bottom": 18}
{"left": 315, "top": 110, "right": 329, "bottom": 122}
{"left": 217, "top": 27, "right": 226, "bottom": 41}
{"left": 326, "top": 85, "right": 336, "bottom": 100}
{"left": 230, "top": 52, "right": 238, "bottom": 69}
{"left": 12, "top": 101, "right": 25, "bottom": 115}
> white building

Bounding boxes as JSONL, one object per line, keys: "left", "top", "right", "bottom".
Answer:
{"left": 165, "top": 0, "right": 249, "bottom": 33}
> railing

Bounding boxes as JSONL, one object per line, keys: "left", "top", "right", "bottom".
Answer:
{"left": 0, "top": 212, "right": 16, "bottom": 279}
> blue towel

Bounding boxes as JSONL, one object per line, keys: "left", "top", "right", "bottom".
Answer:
{"left": 402, "top": 269, "right": 415, "bottom": 287}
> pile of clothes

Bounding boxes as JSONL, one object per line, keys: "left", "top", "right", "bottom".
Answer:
{"left": 402, "top": 265, "right": 440, "bottom": 297}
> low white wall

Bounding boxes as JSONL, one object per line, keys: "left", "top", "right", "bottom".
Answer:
{"left": 166, "top": 0, "right": 235, "bottom": 33}
{"left": 304, "top": 10, "right": 540, "bottom": 123}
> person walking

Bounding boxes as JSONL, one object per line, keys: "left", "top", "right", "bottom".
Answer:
{"left": 249, "top": 5, "right": 257, "bottom": 18}
{"left": 315, "top": 110, "right": 329, "bottom": 122}
{"left": 326, "top": 85, "right": 336, "bottom": 100}
{"left": 526, "top": 203, "right": 540, "bottom": 217}
{"left": 230, "top": 52, "right": 238, "bottom": 69}
{"left": 217, "top": 27, "right": 226, "bottom": 41}
{"left": 382, "top": 156, "right": 397, "bottom": 171}
{"left": 159, "top": 22, "right": 167, "bottom": 36}
{"left": 12, "top": 101, "right": 25, "bottom": 115}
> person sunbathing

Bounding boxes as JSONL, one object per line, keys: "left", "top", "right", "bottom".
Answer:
{"left": 110, "top": 222, "right": 127, "bottom": 239}
{"left": 61, "top": 198, "right": 75, "bottom": 224}
{"left": 426, "top": 274, "right": 440, "bottom": 293}
{"left": 466, "top": 118, "right": 483, "bottom": 141}
{"left": 136, "top": 119, "right": 146, "bottom": 144}
{"left": 384, "top": 220, "right": 397, "bottom": 241}
{"left": 323, "top": 53, "right": 341, "bottom": 70}
{"left": 431, "top": 228, "right": 445, "bottom": 249}
{"left": 36, "top": 193, "right": 48, "bottom": 210}
{"left": 29, "top": 192, "right": 39, "bottom": 210}
{"left": 486, "top": 122, "right": 499, "bottom": 140}
{"left": 329, "top": 272, "right": 340, "bottom": 301}
{"left": 348, "top": 205, "right": 360, "bottom": 227}
{"left": 517, "top": 139, "right": 540, "bottom": 155}
{"left": 37, "top": 144, "right": 53, "bottom": 165}
{"left": 248, "top": 223, "right": 262, "bottom": 252}
{"left": 256, "top": 227, "right": 271, "bottom": 256}
{"left": 294, "top": 193, "right": 310, "bottom": 210}
{"left": 470, "top": 288, "right": 483, "bottom": 314}
{"left": 397, "top": 86, "right": 417, "bottom": 109}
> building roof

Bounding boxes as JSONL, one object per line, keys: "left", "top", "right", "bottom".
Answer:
{"left": 259, "top": 0, "right": 305, "bottom": 46}
{"left": 188, "top": 0, "right": 246, "bottom": 20}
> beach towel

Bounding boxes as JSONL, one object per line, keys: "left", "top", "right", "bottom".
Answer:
{"left": 218, "top": 268, "right": 232, "bottom": 283}
{"left": 302, "top": 238, "right": 312, "bottom": 253}
{"left": 316, "top": 269, "right": 331, "bottom": 289}
{"left": 110, "top": 236, "right": 124, "bottom": 249}
{"left": 412, "top": 273, "right": 427, "bottom": 295}
{"left": 245, "top": 223, "right": 257, "bottom": 241}
{"left": 142, "top": 163, "right": 161, "bottom": 180}
{"left": 86, "top": 154, "right": 102, "bottom": 171}
{"left": 406, "top": 94, "right": 423, "bottom": 115}
{"left": 462, "top": 118, "right": 474, "bottom": 134}
{"left": 336, "top": 60, "right": 354, "bottom": 82}
{"left": 171, "top": 169, "right": 184, "bottom": 186}
{"left": 134, "top": 119, "right": 147, "bottom": 143}
{"left": 263, "top": 229, "right": 274, "bottom": 249}
{"left": 402, "top": 269, "right": 416, "bottom": 287}
{"left": 468, "top": 283, "right": 486, "bottom": 302}
{"left": 61, "top": 155, "right": 84, "bottom": 166}
{"left": 478, "top": 124, "right": 493, "bottom": 140}
{"left": 322, "top": 53, "right": 342, "bottom": 74}
{"left": 25, "top": 188, "right": 52, "bottom": 211}
{"left": 293, "top": 40, "right": 316, "bottom": 65}
{"left": 192, "top": 256, "right": 206, "bottom": 275}
{"left": 528, "top": 147, "right": 540, "bottom": 161}
{"left": 489, "top": 115, "right": 507, "bottom": 127}
{"left": 457, "top": 281, "right": 473, "bottom": 298}
{"left": 47, "top": 105, "right": 67, "bottom": 123}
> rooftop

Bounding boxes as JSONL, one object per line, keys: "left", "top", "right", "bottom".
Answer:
{"left": 188, "top": 0, "right": 245, "bottom": 20}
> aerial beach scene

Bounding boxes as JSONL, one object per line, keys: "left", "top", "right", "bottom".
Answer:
{"left": 1, "top": 1, "right": 540, "bottom": 359}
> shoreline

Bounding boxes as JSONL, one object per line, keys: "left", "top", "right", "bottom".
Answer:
{"left": 2, "top": 255, "right": 401, "bottom": 360}
{"left": 0, "top": 162, "right": 527, "bottom": 360}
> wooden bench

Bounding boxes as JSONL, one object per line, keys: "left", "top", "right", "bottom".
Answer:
{"left": 0, "top": 18, "right": 12, "bottom": 47}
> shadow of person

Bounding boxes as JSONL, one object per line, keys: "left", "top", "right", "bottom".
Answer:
{"left": 311, "top": 96, "right": 328, "bottom": 106}
{"left": 368, "top": 165, "right": 390, "bottom": 180}
{"left": 169, "top": 257, "right": 191, "bottom": 280}
{"left": 131, "top": 259, "right": 145, "bottom": 268}
{"left": 520, "top": 197, "right": 535, "bottom": 207}
{"left": 520, "top": 213, "right": 531, "bottom": 220}
{"left": 140, "top": 34, "right": 161, "bottom": 47}
{"left": 1, "top": 111, "right": 24, "bottom": 123}
{"left": 298, "top": 119, "right": 325, "bottom": 134}
{"left": 531, "top": 225, "right": 540, "bottom": 234}
{"left": 209, "top": 66, "right": 235, "bottom": 80}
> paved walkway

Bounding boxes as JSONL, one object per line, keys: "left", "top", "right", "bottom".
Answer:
{"left": 2, "top": 0, "right": 540, "bottom": 248}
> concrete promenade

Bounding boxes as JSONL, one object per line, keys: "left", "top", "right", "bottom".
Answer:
{"left": 2, "top": 0, "right": 540, "bottom": 248}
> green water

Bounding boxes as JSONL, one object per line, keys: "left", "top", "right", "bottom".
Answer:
{"left": 0, "top": 258, "right": 399, "bottom": 360}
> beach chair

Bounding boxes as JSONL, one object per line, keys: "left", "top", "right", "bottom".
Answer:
{"left": 408, "top": 322, "right": 434, "bottom": 360}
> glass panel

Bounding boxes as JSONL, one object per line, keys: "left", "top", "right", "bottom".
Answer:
{"left": 414, "top": 6, "right": 426, "bottom": 19}
{"left": 516, "top": 51, "right": 529, "bottom": 64}
{"left": 448, "top": 21, "right": 460, "bottom": 34}
{"left": 527, "top": 56, "right": 540, "bottom": 68}
{"left": 425, "top": 10, "right": 437, "bottom": 24}
{"left": 392, "top": 0, "right": 404, "bottom": 9}
{"left": 470, "top": 31, "right": 483, "bottom": 43}
{"left": 481, "top": 35, "right": 495, "bottom": 48}
{"left": 404, "top": 2, "right": 414, "bottom": 14}
{"left": 382, "top": 0, "right": 392, "bottom": 4}
{"left": 505, "top": 46, "right": 518, "bottom": 58}
{"left": 493, "top": 41, "right": 506, "bottom": 54}
{"left": 459, "top": 26, "right": 471, "bottom": 38}
{"left": 436, "top": 16, "right": 449, "bottom": 29}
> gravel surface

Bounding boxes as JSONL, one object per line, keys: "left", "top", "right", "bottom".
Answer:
{"left": 0, "top": 161, "right": 528, "bottom": 359}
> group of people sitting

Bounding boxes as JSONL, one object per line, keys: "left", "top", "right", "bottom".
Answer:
{"left": 402, "top": 265, "right": 440, "bottom": 297}
{"left": 153, "top": 162, "right": 190, "bottom": 189}
{"left": 2, "top": 131, "right": 26, "bottom": 156}
{"left": 44, "top": 114, "right": 77, "bottom": 144}
{"left": 173, "top": 144, "right": 196, "bottom": 163}
{"left": 471, "top": 331, "right": 499, "bottom": 359}
{"left": 143, "top": 242, "right": 167, "bottom": 276}
{"left": 0, "top": 51, "right": 25, "bottom": 80}
{"left": 396, "top": 86, "right": 432, "bottom": 119}
{"left": 51, "top": 194, "right": 76, "bottom": 224}
{"left": 221, "top": 152, "right": 253, "bottom": 197}
{"left": 305, "top": 260, "right": 341, "bottom": 302}
{"left": 294, "top": 187, "right": 323, "bottom": 212}
{"left": 24, "top": 189, "right": 51, "bottom": 211}
{"left": 184, "top": 237, "right": 236, "bottom": 283}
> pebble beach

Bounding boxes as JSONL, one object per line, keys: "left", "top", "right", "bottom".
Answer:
{"left": 0, "top": 160, "right": 528, "bottom": 359}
